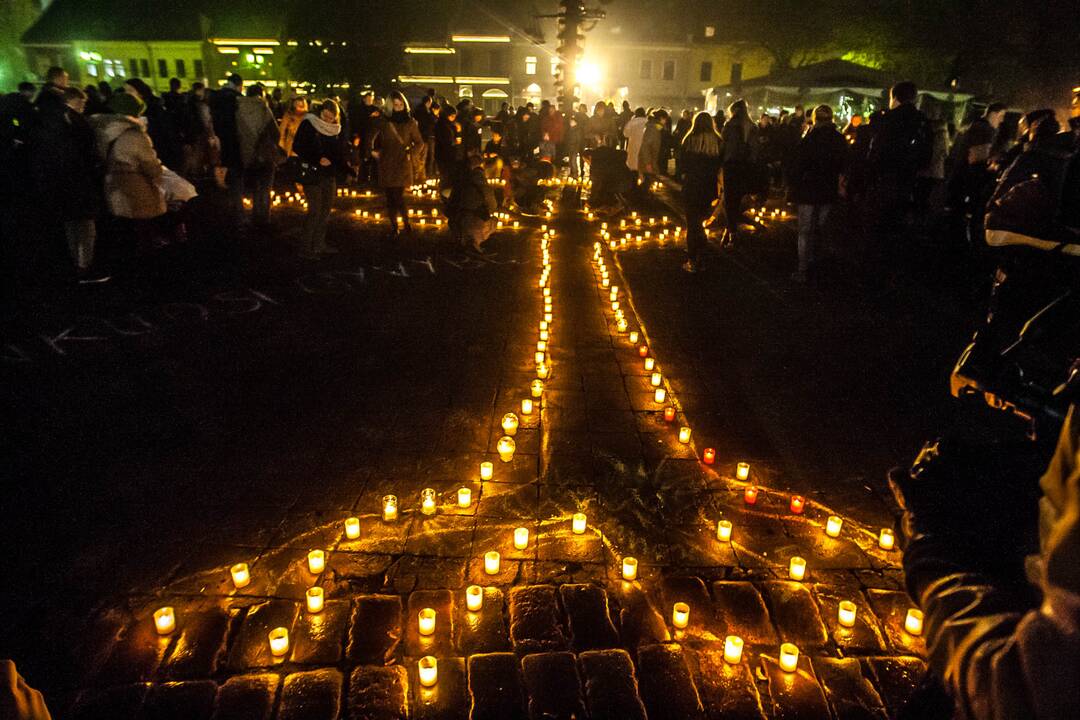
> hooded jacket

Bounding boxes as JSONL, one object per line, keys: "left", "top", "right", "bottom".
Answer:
{"left": 236, "top": 95, "right": 279, "bottom": 169}
{"left": 90, "top": 113, "right": 165, "bottom": 219}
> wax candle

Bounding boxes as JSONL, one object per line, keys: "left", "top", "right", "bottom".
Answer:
{"left": 904, "top": 608, "right": 924, "bottom": 636}
{"left": 231, "top": 562, "right": 251, "bottom": 589}
{"left": 540, "top": 329, "right": 549, "bottom": 341}
{"left": 536, "top": 364, "right": 550, "bottom": 379}
{"left": 672, "top": 602, "right": 690, "bottom": 629}
{"left": 345, "top": 517, "right": 361, "bottom": 540}
{"left": 654, "top": 388, "right": 667, "bottom": 403}
{"left": 508, "top": 527, "right": 529, "bottom": 551}
{"left": 788, "top": 556, "right": 807, "bottom": 581}
{"left": 602, "top": 278, "right": 610, "bottom": 288}
{"left": 418, "top": 608, "right": 436, "bottom": 636}
{"left": 663, "top": 406, "right": 676, "bottom": 422}
{"left": 484, "top": 551, "right": 501, "bottom": 575}
{"left": 418, "top": 655, "right": 438, "bottom": 686}
{"left": 531, "top": 380, "right": 544, "bottom": 397}
{"left": 779, "top": 643, "right": 799, "bottom": 672}
{"left": 650, "top": 372, "right": 662, "bottom": 387}
{"left": 572, "top": 512, "right": 587, "bottom": 534}
{"left": 154, "top": 606, "right": 176, "bottom": 635}
{"left": 611, "top": 301, "right": 620, "bottom": 311}
{"left": 421, "top": 488, "right": 437, "bottom": 516}
{"left": 838, "top": 600, "right": 857, "bottom": 628}
{"left": 617, "top": 319, "right": 628, "bottom": 332}
{"left": 497, "top": 436, "right": 516, "bottom": 462}
{"left": 744, "top": 486, "right": 759, "bottom": 504}
{"left": 307, "top": 550, "right": 326, "bottom": 574}
{"left": 480, "top": 462, "right": 494, "bottom": 481}
{"left": 644, "top": 357, "right": 655, "bottom": 372}
{"left": 790, "top": 495, "right": 805, "bottom": 514}
{"left": 629, "top": 331, "right": 639, "bottom": 343}
{"left": 502, "top": 413, "right": 520, "bottom": 436}
{"left": 268, "top": 627, "right": 289, "bottom": 657}
{"left": 521, "top": 399, "right": 534, "bottom": 415}
{"left": 306, "top": 587, "right": 324, "bottom": 613}
{"left": 724, "top": 635, "right": 744, "bottom": 664}
{"left": 466, "top": 585, "right": 483, "bottom": 611}
{"left": 717, "top": 519, "right": 733, "bottom": 542}
{"left": 736, "top": 462, "right": 750, "bottom": 481}
{"left": 703, "top": 448, "right": 716, "bottom": 465}
{"left": 536, "top": 341, "right": 546, "bottom": 352}
{"left": 678, "top": 426, "right": 692, "bottom": 443}
{"left": 878, "top": 528, "right": 895, "bottom": 550}
{"left": 622, "top": 556, "right": 638, "bottom": 581}
{"left": 383, "top": 495, "right": 399, "bottom": 521}
{"left": 457, "top": 487, "right": 472, "bottom": 508}
{"left": 639, "top": 345, "right": 649, "bottom": 358}
{"left": 825, "top": 515, "right": 843, "bottom": 538}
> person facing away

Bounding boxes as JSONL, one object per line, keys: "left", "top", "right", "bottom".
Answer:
{"left": 789, "top": 104, "right": 849, "bottom": 283}
{"left": 123, "top": 77, "right": 182, "bottom": 172}
{"left": 623, "top": 107, "right": 648, "bottom": 172}
{"left": 292, "top": 99, "right": 345, "bottom": 259}
{"left": 719, "top": 98, "right": 760, "bottom": 244}
{"left": 236, "top": 84, "right": 280, "bottom": 227}
{"left": 89, "top": 91, "right": 164, "bottom": 221}
{"left": 368, "top": 90, "right": 423, "bottom": 237}
{"left": 678, "top": 111, "right": 722, "bottom": 273}
{"left": 869, "top": 80, "right": 932, "bottom": 190}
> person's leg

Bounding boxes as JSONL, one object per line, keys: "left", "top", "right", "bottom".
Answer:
{"left": 299, "top": 183, "right": 320, "bottom": 256}
{"left": 314, "top": 178, "right": 336, "bottom": 252}
{"left": 252, "top": 167, "right": 273, "bottom": 226}
{"left": 383, "top": 188, "right": 399, "bottom": 232}
{"left": 683, "top": 195, "right": 704, "bottom": 264}
{"left": 796, "top": 204, "right": 814, "bottom": 278}
{"left": 724, "top": 187, "right": 742, "bottom": 238}
{"left": 226, "top": 165, "right": 245, "bottom": 227}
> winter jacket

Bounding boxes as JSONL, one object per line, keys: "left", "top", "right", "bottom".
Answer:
{"left": 789, "top": 123, "right": 849, "bottom": 205}
{"left": 623, "top": 116, "right": 647, "bottom": 171}
{"left": 434, "top": 115, "right": 462, "bottom": 169}
{"left": 587, "top": 112, "right": 617, "bottom": 148}
{"left": 292, "top": 115, "right": 347, "bottom": 183}
{"left": 680, "top": 133, "right": 722, "bottom": 205}
{"left": 30, "top": 106, "right": 100, "bottom": 221}
{"left": 869, "top": 102, "right": 932, "bottom": 183}
{"left": 90, "top": 114, "right": 165, "bottom": 219}
{"left": 209, "top": 86, "right": 241, "bottom": 167}
{"left": 638, "top": 120, "right": 664, "bottom": 174}
{"left": 142, "top": 95, "right": 182, "bottom": 171}
{"left": 369, "top": 113, "right": 423, "bottom": 189}
{"left": 540, "top": 109, "right": 564, "bottom": 145}
{"left": 236, "top": 95, "right": 280, "bottom": 169}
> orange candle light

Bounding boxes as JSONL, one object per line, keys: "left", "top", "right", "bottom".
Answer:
{"left": 790, "top": 495, "right": 805, "bottom": 514}
{"left": 744, "top": 486, "right": 759, "bottom": 505}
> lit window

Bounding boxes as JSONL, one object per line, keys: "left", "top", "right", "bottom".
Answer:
{"left": 459, "top": 85, "right": 473, "bottom": 97}
{"left": 86, "top": 63, "right": 98, "bottom": 78}
{"left": 525, "top": 56, "right": 537, "bottom": 75}
{"left": 103, "top": 59, "right": 115, "bottom": 78}
{"left": 704, "top": 25, "right": 716, "bottom": 38}
{"left": 115, "top": 60, "right": 125, "bottom": 77}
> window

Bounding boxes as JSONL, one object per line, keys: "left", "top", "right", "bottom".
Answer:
{"left": 662, "top": 60, "right": 675, "bottom": 81}
{"left": 550, "top": 58, "right": 559, "bottom": 76}
{"left": 704, "top": 25, "right": 716, "bottom": 38}
{"left": 730, "top": 62, "right": 743, "bottom": 84}
{"left": 175, "top": 59, "right": 186, "bottom": 77}
{"left": 103, "top": 59, "right": 116, "bottom": 78}
{"left": 86, "top": 63, "right": 99, "bottom": 78}
{"left": 140, "top": 59, "right": 150, "bottom": 77}
{"left": 128, "top": 58, "right": 139, "bottom": 76}
{"left": 525, "top": 55, "right": 537, "bottom": 75}
{"left": 193, "top": 59, "right": 204, "bottom": 78}
{"left": 639, "top": 58, "right": 652, "bottom": 79}
{"left": 700, "top": 61, "right": 712, "bottom": 82}
{"left": 458, "top": 85, "right": 473, "bottom": 98}
{"left": 157, "top": 59, "right": 168, "bottom": 78}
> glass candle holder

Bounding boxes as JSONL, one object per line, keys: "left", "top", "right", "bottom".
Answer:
{"left": 457, "top": 487, "right": 472, "bottom": 508}
{"left": 790, "top": 495, "right": 805, "bottom": 514}
{"left": 654, "top": 388, "right": 667, "bottom": 403}
{"left": 420, "top": 488, "right": 437, "bottom": 516}
{"left": 480, "top": 462, "right": 493, "bottom": 480}
{"left": 650, "top": 372, "right": 662, "bottom": 387}
{"left": 717, "top": 520, "right": 733, "bottom": 542}
{"left": 789, "top": 556, "right": 807, "bottom": 581}
{"left": 307, "top": 550, "right": 326, "bottom": 575}
{"left": 153, "top": 607, "right": 175, "bottom": 635}
{"left": 723, "top": 635, "right": 744, "bottom": 664}
{"left": 572, "top": 513, "right": 587, "bottom": 534}
{"left": 736, "top": 462, "right": 751, "bottom": 481}
{"left": 825, "top": 515, "right": 843, "bottom": 538}
{"left": 629, "top": 331, "right": 639, "bottom": 343}
{"left": 779, "top": 643, "right": 799, "bottom": 672}
{"left": 644, "top": 357, "right": 656, "bottom": 371}
{"left": 743, "top": 486, "right": 759, "bottom": 505}
{"left": 904, "top": 608, "right": 924, "bottom": 636}
{"left": 663, "top": 406, "right": 676, "bottom": 422}
{"left": 838, "top": 600, "right": 857, "bottom": 628}
{"left": 678, "top": 426, "right": 692, "bottom": 443}
{"left": 672, "top": 602, "right": 690, "bottom": 629}
{"left": 502, "top": 413, "right": 520, "bottom": 436}
{"left": 621, "top": 556, "right": 638, "bottom": 581}
{"left": 531, "top": 380, "right": 544, "bottom": 398}
{"left": 382, "top": 495, "right": 398, "bottom": 522}
{"left": 418, "top": 608, "right": 436, "bottom": 636}
{"left": 878, "top": 528, "right": 895, "bottom": 550}
{"left": 521, "top": 399, "right": 534, "bottom": 415}
{"left": 466, "top": 585, "right": 483, "bottom": 612}
{"left": 484, "top": 551, "right": 501, "bottom": 575}
{"left": 418, "top": 656, "right": 438, "bottom": 687}
{"left": 344, "top": 517, "right": 361, "bottom": 540}
{"left": 703, "top": 448, "right": 716, "bottom": 465}
{"left": 231, "top": 562, "right": 251, "bottom": 589}
{"left": 268, "top": 627, "right": 290, "bottom": 657}
{"left": 497, "top": 436, "right": 516, "bottom": 462}
{"left": 306, "top": 587, "right": 324, "bottom": 613}
{"left": 514, "top": 527, "right": 530, "bottom": 550}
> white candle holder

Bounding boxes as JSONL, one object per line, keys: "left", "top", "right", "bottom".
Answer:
{"left": 514, "top": 527, "right": 530, "bottom": 550}
{"left": 418, "top": 656, "right": 438, "bottom": 687}
{"left": 306, "top": 587, "right": 325, "bottom": 613}
{"left": 457, "top": 487, "right": 472, "bottom": 508}
{"left": 268, "top": 627, "right": 290, "bottom": 657}
{"left": 736, "top": 462, "right": 751, "bottom": 481}
{"left": 307, "top": 550, "right": 326, "bottom": 575}
{"left": 717, "top": 520, "right": 733, "bottom": 542}
{"left": 825, "top": 515, "right": 843, "bottom": 538}
{"left": 788, "top": 556, "right": 807, "bottom": 581}
{"left": 231, "top": 562, "right": 251, "bottom": 589}
{"left": 723, "top": 635, "right": 744, "bottom": 664}
{"left": 420, "top": 488, "right": 437, "bottom": 516}
{"left": 878, "top": 528, "right": 895, "bottom": 550}
{"left": 572, "top": 513, "right": 587, "bottom": 534}
{"left": 621, "top": 557, "right": 638, "bottom": 581}
{"left": 484, "top": 551, "right": 501, "bottom": 575}
{"left": 904, "top": 608, "right": 924, "bottom": 636}
{"left": 466, "top": 585, "right": 484, "bottom": 611}
{"left": 382, "top": 495, "right": 398, "bottom": 522}
{"left": 480, "top": 462, "right": 493, "bottom": 481}
{"left": 153, "top": 606, "right": 176, "bottom": 635}
{"left": 344, "top": 517, "right": 361, "bottom": 540}
{"left": 838, "top": 600, "right": 857, "bottom": 628}
{"left": 672, "top": 602, "right": 690, "bottom": 629}
{"left": 779, "top": 642, "right": 799, "bottom": 672}
{"left": 418, "top": 608, "right": 436, "bottom": 636}
{"left": 497, "top": 436, "right": 516, "bottom": 462}
{"left": 502, "top": 413, "right": 520, "bottom": 436}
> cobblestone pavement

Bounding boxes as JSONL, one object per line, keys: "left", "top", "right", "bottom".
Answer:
{"left": 6, "top": 188, "right": 931, "bottom": 719}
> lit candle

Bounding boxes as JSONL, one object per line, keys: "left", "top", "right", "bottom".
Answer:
{"left": 480, "top": 462, "right": 494, "bottom": 481}
{"left": 838, "top": 600, "right": 857, "bottom": 628}
{"left": 723, "top": 635, "right": 744, "bottom": 664}
{"left": 778, "top": 643, "right": 799, "bottom": 672}
{"left": 153, "top": 606, "right": 176, "bottom": 635}
{"left": 382, "top": 495, "right": 398, "bottom": 521}
{"left": 672, "top": 602, "right": 690, "bottom": 629}
{"left": 703, "top": 448, "right": 716, "bottom": 465}
{"left": 536, "top": 364, "right": 550, "bottom": 379}
{"left": 418, "top": 656, "right": 438, "bottom": 687}
{"left": 418, "top": 608, "right": 436, "bottom": 636}
{"left": 345, "top": 517, "right": 361, "bottom": 540}
{"left": 509, "top": 526, "right": 530, "bottom": 550}
{"left": 650, "top": 372, "right": 662, "bottom": 388}
{"left": 307, "top": 550, "right": 326, "bottom": 574}
{"left": 231, "top": 562, "right": 251, "bottom": 589}
{"left": 572, "top": 513, "right": 587, "bottom": 534}
{"left": 629, "top": 331, "right": 639, "bottom": 343}
{"left": 678, "top": 426, "right": 692, "bottom": 443}
{"left": 421, "top": 488, "right": 437, "bottom": 515}
{"left": 466, "top": 585, "right": 483, "bottom": 611}
{"left": 497, "top": 436, "right": 516, "bottom": 462}
{"left": 540, "top": 329, "right": 549, "bottom": 341}
{"left": 268, "top": 627, "right": 290, "bottom": 657}
{"left": 534, "top": 351, "right": 546, "bottom": 365}
{"left": 531, "top": 380, "right": 544, "bottom": 398}
{"left": 736, "top": 462, "right": 750, "bottom": 481}
{"left": 788, "top": 556, "right": 807, "bottom": 581}
{"left": 878, "top": 528, "right": 895, "bottom": 550}
{"left": 904, "top": 608, "right": 924, "bottom": 636}
{"left": 306, "top": 587, "right": 324, "bottom": 613}
{"left": 521, "top": 399, "right": 533, "bottom": 415}
{"left": 601, "top": 278, "right": 610, "bottom": 288}
{"left": 644, "top": 357, "right": 656, "bottom": 371}
{"left": 663, "top": 406, "right": 676, "bottom": 422}
{"left": 617, "top": 319, "right": 628, "bottom": 332}
{"left": 654, "top": 388, "right": 667, "bottom": 403}
{"left": 717, "top": 519, "right": 733, "bottom": 542}
{"left": 639, "top": 345, "right": 649, "bottom": 358}
{"left": 621, "top": 556, "right": 638, "bottom": 581}
{"left": 501, "top": 413, "right": 520, "bottom": 436}
{"left": 744, "top": 486, "right": 758, "bottom": 505}
{"left": 484, "top": 551, "right": 501, "bottom": 575}
{"left": 611, "top": 301, "right": 620, "bottom": 311}
{"left": 457, "top": 487, "right": 472, "bottom": 508}
{"left": 790, "top": 495, "right": 805, "bottom": 514}
{"left": 825, "top": 515, "right": 843, "bottom": 538}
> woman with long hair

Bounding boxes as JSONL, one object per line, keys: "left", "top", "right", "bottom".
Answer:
{"left": 278, "top": 96, "right": 308, "bottom": 157}
{"left": 679, "top": 112, "right": 722, "bottom": 272}
{"left": 720, "top": 99, "right": 759, "bottom": 245}
{"left": 369, "top": 90, "right": 424, "bottom": 236}
{"left": 293, "top": 99, "right": 346, "bottom": 258}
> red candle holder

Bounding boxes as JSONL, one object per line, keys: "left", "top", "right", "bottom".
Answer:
{"left": 744, "top": 486, "right": 759, "bottom": 505}
{"left": 790, "top": 495, "right": 805, "bottom": 514}
{"left": 638, "top": 345, "right": 649, "bottom": 358}
{"left": 663, "top": 407, "right": 676, "bottom": 423}
{"left": 702, "top": 448, "right": 716, "bottom": 465}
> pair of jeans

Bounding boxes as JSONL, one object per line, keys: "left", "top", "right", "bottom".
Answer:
{"left": 300, "top": 177, "right": 336, "bottom": 256}
{"left": 250, "top": 165, "right": 275, "bottom": 226}
{"left": 797, "top": 204, "right": 831, "bottom": 275}
{"left": 64, "top": 219, "right": 96, "bottom": 270}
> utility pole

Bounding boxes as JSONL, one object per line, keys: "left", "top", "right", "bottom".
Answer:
{"left": 538, "top": 0, "right": 607, "bottom": 107}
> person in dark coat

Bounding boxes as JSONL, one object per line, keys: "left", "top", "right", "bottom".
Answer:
{"left": 434, "top": 104, "right": 462, "bottom": 183}
{"left": 292, "top": 99, "right": 346, "bottom": 259}
{"left": 720, "top": 99, "right": 760, "bottom": 244}
{"left": 448, "top": 150, "right": 497, "bottom": 252}
{"left": 789, "top": 105, "right": 849, "bottom": 283}
{"left": 368, "top": 91, "right": 424, "bottom": 237}
{"left": 413, "top": 94, "right": 437, "bottom": 179}
{"left": 210, "top": 74, "right": 244, "bottom": 224}
{"left": 678, "top": 111, "right": 722, "bottom": 272}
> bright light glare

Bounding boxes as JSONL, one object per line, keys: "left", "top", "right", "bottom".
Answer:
{"left": 576, "top": 60, "right": 602, "bottom": 88}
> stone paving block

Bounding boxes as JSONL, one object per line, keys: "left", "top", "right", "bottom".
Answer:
{"left": 578, "top": 648, "right": 648, "bottom": 720}
{"left": 760, "top": 581, "right": 829, "bottom": 650}
{"left": 535, "top": 521, "right": 605, "bottom": 564}
{"left": 636, "top": 643, "right": 705, "bottom": 720}
{"left": 559, "top": 583, "right": 619, "bottom": 650}
{"left": 407, "top": 656, "right": 467, "bottom": 720}
{"left": 467, "top": 652, "right": 527, "bottom": 720}
{"left": 330, "top": 552, "right": 394, "bottom": 589}
{"left": 466, "top": 554, "right": 523, "bottom": 586}
{"left": 812, "top": 657, "right": 887, "bottom": 720}
{"left": 210, "top": 673, "right": 279, "bottom": 720}
{"left": 520, "top": 651, "right": 586, "bottom": 720}
{"left": 508, "top": 585, "right": 569, "bottom": 654}
{"left": 866, "top": 656, "right": 927, "bottom": 716}
{"left": 760, "top": 652, "right": 831, "bottom": 720}
{"left": 812, "top": 584, "right": 887, "bottom": 653}
{"left": 347, "top": 665, "right": 409, "bottom": 720}
{"left": 782, "top": 518, "right": 875, "bottom": 570}
{"left": 406, "top": 589, "right": 455, "bottom": 657}
{"left": 348, "top": 594, "right": 402, "bottom": 665}
{"left": 473, "top": 519, "right": 537, "bottom": 561}
{"left": 391, "top": 556, "right": 468, "bottom": 592}
{"left": 160, "top": 606, "right": 231, "bottom": 680}
{"left": 72, "top": 683, "right": 148, "bottom": 720}
{"left": 711, "top": 580, "right": 778, "bottom": 646}
{"left": 611, "top": 582, "right": 670, "bottom": 649}
{"left": 455, "top": 587, "right": 510, "bottom": 655}
{"left": 140, "top": 680, "right": 217, "bottom": 720}
{"left": 278, "top": 669, "right": 342, "bottom": 720}
{"left": 404, "top": 514, "right": 476, "bottom": 557}
{"left": 336, "top": 515, "right": 410, "bottom": 555}
{"left": 475, "top": 482, "right": 539, "bottom": 518}
{"left": 227, "top": 600, "right": 299, "bottom": 671}
{"left": 660, "top": 575, "right": 713, "bottom": 639}
{"left": 866, "top": 590, "right": 926, "bottom": 657}
{"left": 291, "top": 599, "right": 349, "bottom": 665}
{"left": 93, "top": 614, "right": 171, "bottom": 685}
{"left": 525, "top": 560, "right": 609, "bottom": 587}
{"left": 685, "top": 646, "right": 766, "bottom": 719}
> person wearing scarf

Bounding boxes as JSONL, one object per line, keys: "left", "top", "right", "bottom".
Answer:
{"left": 293, "top": 99, "right": 346, "bottom": 259}
{"left": 369, "top": 91, "right": 424, "bottom": 237}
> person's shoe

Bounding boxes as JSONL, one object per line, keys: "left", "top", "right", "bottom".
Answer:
{"left": 681, "top": 260, "right": 698, "bottom": 273}
{"left": 77, "top": 270, "right": 112, "bottom": 284}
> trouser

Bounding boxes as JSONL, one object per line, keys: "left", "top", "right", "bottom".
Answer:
{"left": 797, "top": 204, "right": 831, "bottom": 275}
{"left": 300, "top": 177, "right": 336, "bottom": 255}
{"left": 683, "top": 194, "right": 712, "bottom": 263}
{"left": 724, "top": 187, "right": 746, "bottom": 236}
{"left": 225, "top": 165, "right": 245, "bottom": 226}
{"left": 64, "top": 219, "right": 97, "bottom": 270}
{"left": 567, "top": 150, "right": 581, "bottom": 179}
{"left": 250, "top": 165, "right": 275, "bottom": 226}
{"left": 425, "top": 138, "right": 436, "bottom": 178}
{"left": 385, "top": 187, "right": 408, "bottom": 230}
